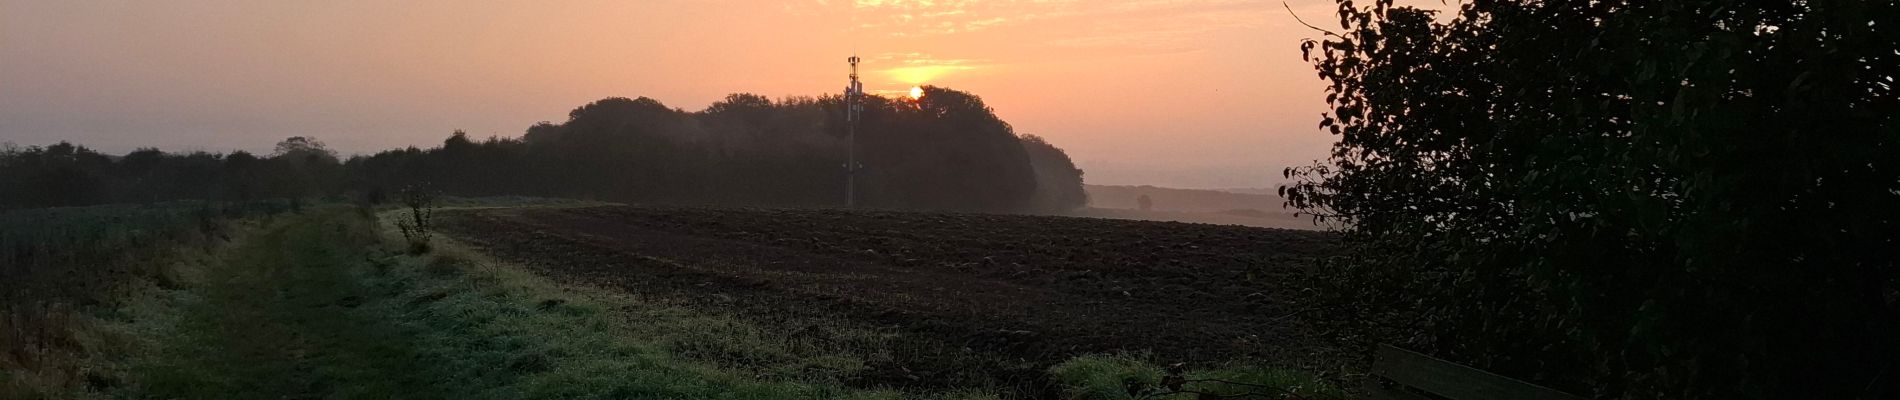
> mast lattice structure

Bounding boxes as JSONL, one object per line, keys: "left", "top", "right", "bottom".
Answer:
{"left": 843, "top": 55, "right": 864, "bottom": 208}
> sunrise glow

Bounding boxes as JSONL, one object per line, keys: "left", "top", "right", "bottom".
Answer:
{"left": 909, "top": 86, "right": 924, "bottom": 99}
{"left": 885, "top": 65, "right": 969, "bottom": 85}
{"left": 0, "top": 0, "right": 1372, "bottom": 188}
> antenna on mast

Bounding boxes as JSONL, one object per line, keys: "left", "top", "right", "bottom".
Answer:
{"left": 844, "top": 55, "right": 864, "bottom": 208}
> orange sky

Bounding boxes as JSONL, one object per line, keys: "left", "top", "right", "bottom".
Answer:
{"left": 0, "top": 0, "right": 1400, "bottom": 188}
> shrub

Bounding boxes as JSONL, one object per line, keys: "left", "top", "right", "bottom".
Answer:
{"left": 394, "top": 185, "right": 437, "bottom": 254}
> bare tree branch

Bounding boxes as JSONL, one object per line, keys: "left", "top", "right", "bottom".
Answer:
{"left": 1283, "top": 2, "right": 1343, "bottom": 38}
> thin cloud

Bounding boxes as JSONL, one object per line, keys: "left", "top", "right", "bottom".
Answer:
{"left": 1044, "top": 4, "right": 1268, "bottom": 52}
{"left": 866, "top": 52, "right": 993, "bottom": 85}
{"left": 811, "top": 0, "right": 1275, "bottom": 51}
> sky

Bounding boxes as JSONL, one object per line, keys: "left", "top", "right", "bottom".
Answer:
{"left": 0, "top": 0, "right": 1378, "bottom": 189}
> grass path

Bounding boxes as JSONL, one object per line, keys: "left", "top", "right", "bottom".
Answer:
{"left": 121, "top": 211, "right": 452, "bottom": 399}
{"left": 106, "top": 208, "right": 985, "bottom": 400}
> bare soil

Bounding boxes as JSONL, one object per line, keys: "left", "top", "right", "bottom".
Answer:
{"left": 437, "top": 205, "right": 1343, "bottom": 397}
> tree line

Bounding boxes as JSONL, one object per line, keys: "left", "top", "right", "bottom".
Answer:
{"left": 1, "top": 86, "right": 1088, "bottom": 213}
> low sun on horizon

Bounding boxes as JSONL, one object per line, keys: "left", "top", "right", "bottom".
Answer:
{"left": 908, "top": 86, "right": 924, "bottom": 99}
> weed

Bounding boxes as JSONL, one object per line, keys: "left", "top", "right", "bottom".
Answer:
{"left": 394, "top": 185, "right": 438, "bottom": 254}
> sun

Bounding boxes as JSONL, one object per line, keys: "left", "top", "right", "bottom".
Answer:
{"left": 908, "top": 86, "right": 924, "bottom": 99}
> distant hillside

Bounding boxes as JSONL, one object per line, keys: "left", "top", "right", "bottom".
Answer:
{"left": 1213, "top": 187, "right": 1280, "bottom": 196}
{"left": 1077, "top": 185, "right": 1317, "bottom": 230}
{"left": 1084, "top": 185, "right": 1286, "bottom": 212}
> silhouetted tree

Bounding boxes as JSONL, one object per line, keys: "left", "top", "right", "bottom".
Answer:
{"left": 850, "top": 86, "right": 1040, "bottom": 211}
{"left": 1019, "top": 134, "right": 1088, "bottom": 211}
{"left": 271, "top": 136, "right": 337, "bottom": 164}
{"left": 266, "top": 136, "right": 342, "bottom": 199}
{"left": 442, "top": 130, "right": 474, "bottom": 152}
{"left": 1283, "top": 1, "right": 1899, "bottom": 398}
{"left": 0, "top": 142, "right": 110, "bottom": 208}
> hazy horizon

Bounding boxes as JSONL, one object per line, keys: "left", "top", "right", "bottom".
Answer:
{"left": 0, "top": 0, "right": 1381, "bottom": 188}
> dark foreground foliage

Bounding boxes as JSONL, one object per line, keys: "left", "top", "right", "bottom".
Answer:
{"left": 1284, "top": 0, "right": 1898, "bottom": 398}
{"left": 0, "top": 87, "right": 1087, "bottom": 214}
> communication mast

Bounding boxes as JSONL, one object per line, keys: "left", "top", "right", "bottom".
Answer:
{"left": 844, "top": 55, "right": 865, "bottom": 208}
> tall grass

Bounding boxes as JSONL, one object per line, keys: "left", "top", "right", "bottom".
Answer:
{"left": 0, "top": 200, "right": 291, "bottom": 398}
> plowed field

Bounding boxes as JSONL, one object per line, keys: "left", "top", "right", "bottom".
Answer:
{"left": 438, "top": 205, "right": 1342, "bottom": 396}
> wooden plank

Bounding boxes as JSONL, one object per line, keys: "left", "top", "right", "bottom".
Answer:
{"left": 1371, "top": 345, "right": 1586, "bottom": 400}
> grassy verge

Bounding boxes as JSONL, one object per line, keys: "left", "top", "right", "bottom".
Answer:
{"left": 96, "top": 208, "right": 449, "bottom": 399}
{"left": 0, "top": 201, "right": 287, "bottom": 400}
{"left": 86, "top": 206, "right": 990, "bottom": 399}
